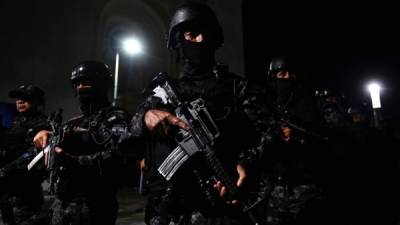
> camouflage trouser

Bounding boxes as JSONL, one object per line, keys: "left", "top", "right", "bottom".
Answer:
{"left": 262, "top": 184, "right": 323, "bottom": 225}
{"left": 145, "top": 189, "right": 244, "bottom": 225}
{"left": 0, "top": 196, "right": 48, "bottom": 225}
{"left": 147, "top": 211, "right": 243, "bottom": 225}
{"left": 50, "top": 198, "right": 90, "bottom": 225}
{"left": 49, "top": 197, "right": 117, "bottom": 225}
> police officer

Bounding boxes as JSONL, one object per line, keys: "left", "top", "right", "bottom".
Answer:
{"left": 242, "top": 56, "right": 329, "bottom": 225}
{"left": 131, "top": 2, "right": 258, "bottom": 225}
{"left": 314, "top": 88, "right": 348, "bottom": 130}
{"left": 0, "top": 85, "right": 48, "bottom": 225}
{"left": 33, "top": 61, "right": 140, "bottom": 225}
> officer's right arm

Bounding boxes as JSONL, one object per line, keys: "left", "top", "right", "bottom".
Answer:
{"left": 33, "top": 130, "right": 52, "bottom": 149}
{"left": 144, "top": 109, "right": 188, "bottom": 134}
{"left": 131, "top": 94, "right": 188, "bottom": 137}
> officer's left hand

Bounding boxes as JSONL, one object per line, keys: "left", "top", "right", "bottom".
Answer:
{"left": 213, "top": 164, "right": 246, "bottom": 205}
{"left": 139, "top": 158, "right": 145, "bottom": 171}
{"left": 281, "top": 125, "right": 292, "bottom": 142}
{"left": 43, "top": 147, "right": 63, "bottom": 167}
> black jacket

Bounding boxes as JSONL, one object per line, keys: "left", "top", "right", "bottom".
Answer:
{"left": 1, "top": 111, "right": 48, "bottom": 166}
{"left": 242, "top": 80, "right": 325, "bottom": 186}
{"left": 55, "top": 105, "right": 140, "bottom": 201}
{"left": 132, "top": 67, "right": 259, "bottom": 200}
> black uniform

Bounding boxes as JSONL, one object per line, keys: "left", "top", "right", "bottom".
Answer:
{"left": 0, "top": 85, "right": 48, "bottom": 225}
{"left": 131, "top": 2, "right": 259, "bottom": 225}
{"left": 47, "top": 61, "right": 141, "bottom": 225}
{"left": 133, "top": 68, "right": 258, "bottom": 224}
{"left": 50, "top": 105, "right": 133, "bottom": 225}
{"left": 242, "top": 57, "right": 328, "bottom": 225}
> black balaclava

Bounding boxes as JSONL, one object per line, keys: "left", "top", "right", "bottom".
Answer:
{"left": 179, "top": 34, "right": 216, "bottom": 77}
{"left": 77, "top": 86, "right": 110, "bottom": 115}
{"left": 270, "top": 78, "right": 296, "bottom": 106}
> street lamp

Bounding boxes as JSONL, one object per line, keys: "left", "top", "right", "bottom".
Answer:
{"left": 367, "top": 82, "right": 382, "bottom": 128}
{"left": 113, "top": 37, "right": 143, "bottom": 106}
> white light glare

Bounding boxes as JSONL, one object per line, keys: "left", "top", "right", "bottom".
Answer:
{"left": 367, "top": 83, "right": 381, "bottom": 109}
{"left": 122, "top": 38, "right": 142, "bottom": 55}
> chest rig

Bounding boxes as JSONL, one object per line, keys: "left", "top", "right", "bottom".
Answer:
{"left": 64, "top": 107, "right": 124, "bottom": 156}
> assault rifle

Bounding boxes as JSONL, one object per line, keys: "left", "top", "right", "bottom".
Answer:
{"left": 152, "top": 73, "right": 264, "bottom": 224}
{"left": 27, "top": 108, "right": 63, "bottom": 194}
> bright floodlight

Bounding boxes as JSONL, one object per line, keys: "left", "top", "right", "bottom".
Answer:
{"left": 367, "top": 82, "right": 381, "bottom": 109}
{"left": 122, "top": 38, "right": 142, "bottom": 55}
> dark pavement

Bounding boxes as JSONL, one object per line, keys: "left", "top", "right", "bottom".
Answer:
{"left": 116, "top": 187, "right": 147, "bottom": 225}
{"left": 0, "top": 186, "right": 147, "bottom": 225}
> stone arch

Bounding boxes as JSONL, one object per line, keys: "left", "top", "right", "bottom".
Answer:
{"left": 95, "top": 0, "right": 176, "bottom": 110}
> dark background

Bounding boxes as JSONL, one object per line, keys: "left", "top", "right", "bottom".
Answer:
{"left": 0, "top": 2, "right": 399, "bottom": 223}
{"left": 0, "top": 0, "right": 399, "bottom": 127}
{"left": 242, "top": 2, "right": 400, "bottom": 126}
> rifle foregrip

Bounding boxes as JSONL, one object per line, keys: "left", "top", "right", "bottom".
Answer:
{"left": 204, "top": 149, "right": 238, "bottom": 199}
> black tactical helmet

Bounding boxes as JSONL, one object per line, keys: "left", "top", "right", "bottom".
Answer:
{"left": 268, "top": 56, "right": 293, "bottom": 76}
{"left": 71, "top": 61, "right": 112, "bottom": 90}
{"left": 315, "top": 88, "right": 345, "bottom": 99}
{"left": 167, "top": 2, "right": 223, "bottom": 49}
{"left": 347, "top": 106, "right": 361, "bottom": 115}
{"left": 9, "top": 84, "right": 45, "bottom": 105}
{"left": 347, "top": 103, "right": 369, "bottom": 116}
